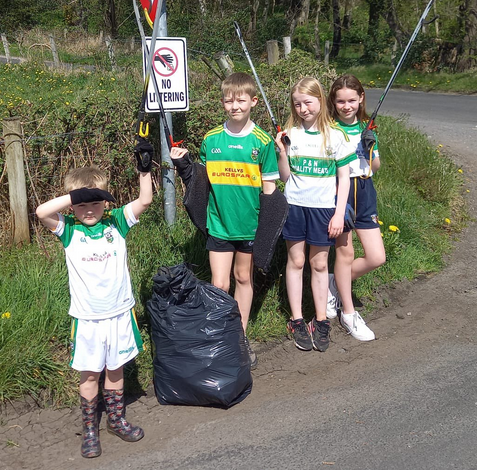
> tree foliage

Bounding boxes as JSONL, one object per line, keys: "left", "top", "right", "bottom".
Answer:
{"left": 1, "top": 0, "right": 476, "bottom": 71}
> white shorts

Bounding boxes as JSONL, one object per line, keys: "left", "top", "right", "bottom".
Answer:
{"left": 69, "top": 309, "right": 143, "bottom": 372}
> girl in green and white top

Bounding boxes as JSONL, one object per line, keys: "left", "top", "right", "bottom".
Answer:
{"left": 327, "top": 74, "right": 386, "bottom": 341}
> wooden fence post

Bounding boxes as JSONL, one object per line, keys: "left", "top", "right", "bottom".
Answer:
{"left": 267, "top": 40, "right": 279, "bottom": 64}
{"left": 3, "top": 117, "right": 30, "bottom": 245}
{"left": 324, "top": 40, "right": 330, "bottom": 66}
{"left": 1, "top": 34, "right": 11, "bottom": 64}
{"left": 105, "top": 36, "right": 117, "bottom": 72}
{"left": 283, "top": 36, "right": 291, "bottom": 58}
{"left": 49, "top": 34, "right": 60, "bottom": 68}
{"left": 214, "top": 51, "right": 233, "bottom": 77}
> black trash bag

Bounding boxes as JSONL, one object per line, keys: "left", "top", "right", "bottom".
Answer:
{"left": 147, "top": 264, "right": 253, "bottom": 408}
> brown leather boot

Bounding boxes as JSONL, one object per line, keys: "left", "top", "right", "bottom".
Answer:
{"left": 102, "top": 389, "right": 144, "bottom": 442}
{"left": 80, "top": 395, "right": 102, "bottom": 458}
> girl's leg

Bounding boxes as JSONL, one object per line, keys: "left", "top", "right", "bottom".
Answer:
{"left": 352, "top": 227, "right": 386, "bottom": 280}
{"left": 335, "top": 231, "right": 356, "bottom": 315}
{"left": 309, "top": 245, "right": 331, "bottom": 321}
{"left": 233, "top": 251, "right": 254, "bottom": 332}
{"left": 308, "top": 245, "right": 332, "bottom": 352}
{"left": 209, "top": 251, "right": 235, "bottom": 293}
{"left": 285, "top": 240, "right": 307, "bottom": 320}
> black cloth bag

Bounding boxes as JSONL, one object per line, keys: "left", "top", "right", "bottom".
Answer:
{"left": 147, "top": 264, "right": 253, "bottom": 408}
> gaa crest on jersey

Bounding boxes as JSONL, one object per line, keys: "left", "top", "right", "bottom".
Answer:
{"left": 251, "top": 148, "right": 259, "bottom": 161}
{"left": 371, "top": 214, "right": 379, "bottom": 224}
{"left": 105, "top": 230, "right": 114, "bottom": 244}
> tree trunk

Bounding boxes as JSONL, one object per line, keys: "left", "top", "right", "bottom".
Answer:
{"left": 105, "top": 0, "right": 117, "bottom": 38}
{"left": 249, "top": 0, "right": 260, "bottom": 34}
{"left": 296, "top": 0, "right": 311, "bottom": 25}
{"left": 456, "top": 0, "right": 477, "bottom": 71}
{"left": 380, "top": 0, "right": 406, "bottom": 49}
{"left": 343, "top": 0, "right": 354, "bottom": 30}
{"left": 313, "top": 0, "right": 322, "bottom": 60}
{"left": 330, "top": 0, "right": 342, "bottom": 59}
{"left": 362, "top": 0, "right": 380, "bottom": 61}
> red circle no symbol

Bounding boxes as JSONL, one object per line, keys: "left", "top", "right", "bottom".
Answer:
{"left": 153, "top": 47, "right": 178, "bottom": 77}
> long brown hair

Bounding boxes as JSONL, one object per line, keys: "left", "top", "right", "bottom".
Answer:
{"left": 328, "top": 74, "right": 369, "bottom": 124}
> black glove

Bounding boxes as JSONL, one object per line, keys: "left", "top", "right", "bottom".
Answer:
{"left": 344, "top": 203, "right": 356, "bottom": 230}
{"left": 361, "top": 128, "right": 376, "bottom": 155}
{"left": 134, "top": 137, "right": 154, "bottom": 173}
{"left": 70, "top": 187, "right": 116, "bottom": 205}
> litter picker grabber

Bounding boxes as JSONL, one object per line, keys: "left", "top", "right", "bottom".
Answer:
{"left": 361, "top": 0, "right": 436, "bottom": 157}
{"left": 133, "top": 0, "right": 183, "bottom": 152}
{"left": 233, "top": 21, "right": 291, "bottom": 146}
{"left": 139, "top": 0, "right": 158, "bottom": 28}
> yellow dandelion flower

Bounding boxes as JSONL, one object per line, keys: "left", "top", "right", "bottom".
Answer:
{"left": 1, "top": 312, "right": 11, "bottom": 319}
{"left": 378, "top": 220, "right": 384, "bottom": 226}
{"left": 444, "top": 218, "right": 451, "bottom": 224}
{"left": 466, "top": 189, "right": 470, "bottom": 193}
{"left": 381, "top": 233, "right": 384, "bottom": 237}
{"left": 389, "top": 225, "right": 400, "bottom": 232}
{"left": 438, "top": 144, "right": 443, "bottom": 148}
{"left": 458, "top": 169, "right": 464, "bottom": 174}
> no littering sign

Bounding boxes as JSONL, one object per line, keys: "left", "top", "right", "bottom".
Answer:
{"left": 143, "top": 37, "right": 189, "bottom": 112}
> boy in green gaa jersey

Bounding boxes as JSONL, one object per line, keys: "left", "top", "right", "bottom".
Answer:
{"left": 171, "top": 72, "right": 279, "bottom": 369}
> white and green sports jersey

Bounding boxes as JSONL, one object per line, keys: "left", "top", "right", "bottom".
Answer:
{"left": 335, "top": 120, "right": 379, "bottom": 177}
{"left": 53, "top": 203, "right": 138, "bottom": 320}
{"left": 200, "top": 122, "right": 279, "bottom": 240}
{"left": 284, "top": 126, "right": 357, "bottom": 208}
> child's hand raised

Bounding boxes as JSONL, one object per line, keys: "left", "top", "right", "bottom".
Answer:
{"left": 275, "top": 131, "right": 288, "bottom": 153}
{"left": 170, "top": 147, "right": 189, "bottom": 160}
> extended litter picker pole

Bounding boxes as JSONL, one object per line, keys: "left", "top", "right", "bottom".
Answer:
{"left": 365, "top": 0, "right": 435, "bottom": 131}
{"left": 134, "top": 0, "right": 163, "bottom": 139}
{"left": 233, "top": 21, "right": 290, "bottom": 145}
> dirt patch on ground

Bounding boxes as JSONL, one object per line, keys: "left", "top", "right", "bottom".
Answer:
{"left": 1, "top": 141, "right": 475, "bottom": 470}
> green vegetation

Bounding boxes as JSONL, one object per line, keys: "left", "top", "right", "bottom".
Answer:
{"left": 0, "top": 44, "right": 467, "bottom": 406}
{"left": 337, "top": 64, "right": 477, "bottom": 94}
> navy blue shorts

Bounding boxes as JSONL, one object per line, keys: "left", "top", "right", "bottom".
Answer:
{"left": 348, "top": 177, "right": 380, "bottom": 229}
{"left": 206, "top": 235, "right": 254, "bottom": 253}
{"left": 282, "top": 205, "right": 335, "bottom": 246}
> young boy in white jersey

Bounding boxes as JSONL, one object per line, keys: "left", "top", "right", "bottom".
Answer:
{"left": 171, "top": 72, "right": 279, "bottom": 369}
{"left": 36, "top": 138, "right": 155, "bottom": 459}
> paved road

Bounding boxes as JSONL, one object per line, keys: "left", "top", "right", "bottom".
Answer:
{"left": 365, "top": 88, "right": 477, "bottom": 157}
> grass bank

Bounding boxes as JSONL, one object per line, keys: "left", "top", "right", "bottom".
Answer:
{"left": 0, "top": 115, "right": 466, "bottom": 406}
{"left": 337, "top": 64, "right": 477, "bottom": 94}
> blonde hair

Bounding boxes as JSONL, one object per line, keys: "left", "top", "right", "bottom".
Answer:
{"left": 221, "top": 72, "right": 257, "bottom": 99}
{"left": 64, "top": 165, "right": 108, "bottom": 192}
{"left": 285, "top": 77, "right": 332, "bottom": 148}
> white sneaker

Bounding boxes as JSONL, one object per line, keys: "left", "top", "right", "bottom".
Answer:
{"left": 340, "top": 311, "right": 375, "bottom": 341}
{"left": 326, "top": 274, "right": 340, "bottom": 319}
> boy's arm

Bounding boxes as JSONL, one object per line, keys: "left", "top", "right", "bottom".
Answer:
{"left": 262, "top": 180, "right": 276, "bottom": 195}
{"left": 129, "top": 172, "right": 153, "bottom": 220}
{"left": 170, "top": 147, "right": 194, "bottom": 187}
{"left": 36, "top": 195, "right": 71, "bottom": 231}
{"left": 328, "top": 164, "right": 350, "bottom": 238}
